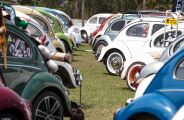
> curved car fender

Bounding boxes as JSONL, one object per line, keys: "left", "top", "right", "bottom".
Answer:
{"left": 53, "top": 37, "right": 66, "bottom": 53}
{"left": 134, "top": 74, "right": 155, "bottom": 99}
{"left": 54, "top": 60, "right": 77, "bottom": 88}
{"left": 80, "top": 26, "right": 91, "bottom": 37}
{"left": 115, "top": 93, "right": 177, "bottom": 120}
{"left": 121, "top": 53, "right": 155, "bottom": 79}
{"left": 98, "top": 40, "right": 131, "bottom": 62}
{"left": 21, "top": 71, "right": 71, "bottom": 113}
{"left": 92, "top": 30, "right": 105, "bottom": 46}
{"left": 0, "top": 87, "right": 25, "bottom": 110}
{"left": 55, "top": 32, "right": 73, "bottom": 52}
{"left": 93, "top": 35, "right": 112, "bottom": 50}
{"left": 139, "top": 61, "right": 165, "bottom": 79}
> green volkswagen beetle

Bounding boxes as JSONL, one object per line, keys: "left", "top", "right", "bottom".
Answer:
{"left": 35, "top": 9, "right": 75, "bottom": 53}
{"left": 1, "top": 19, "right": 75, "bottom": 120}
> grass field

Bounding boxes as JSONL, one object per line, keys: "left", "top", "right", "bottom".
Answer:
{"left": 68, "top": 43, "right": 134, "bottom": 120}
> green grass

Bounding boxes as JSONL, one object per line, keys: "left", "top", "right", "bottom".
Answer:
{"left": 66, "top": 43, "right": 134, "bottom": 120}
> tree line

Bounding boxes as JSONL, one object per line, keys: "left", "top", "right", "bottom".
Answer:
{"left": 19, "top": 0, "right": 172, "bottom": 19}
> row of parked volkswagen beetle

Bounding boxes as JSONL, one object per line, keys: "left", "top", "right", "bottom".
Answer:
{"left": 80, "top": 8, "right": 184, "bottom": 120}
{"left": 0, "top": 1, "right": 85, "bottom": 120}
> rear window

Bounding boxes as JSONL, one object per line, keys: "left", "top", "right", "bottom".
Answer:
{"left": 111, "top": 20, "right": 125, "bottom": 31}
{"left": 89, "top": 17, "right": 97, "bottom": 24}
{"left": 98, "top": 17, "right": 106, "bottom": 24}
{"left": 126, "top": 23, "right": 149, "bottom": 37}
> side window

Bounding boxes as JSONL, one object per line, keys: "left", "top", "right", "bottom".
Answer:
{"left": 111, "top": 20, "right": 125, "bottom": 31}
{"left": 6, "top": 31, "right": 32, "bottom": 58}
{"left": 98, "top": 17, "right": 106, "bottom": 24}
{"left": 175, "top": 59, "right": 184, "bottom": 80}
{"left": 126, "top": 23, "right": 149, "bottom": 37}
{"left": 173, "top": 38, "right": 184, "bottom": 53}
{"left": 89, "top": 17, "right": 97, "bottom": 24}
{"left": 152, "top": 24, "right": 165, "bottom": 35}
{"left": 27, "top": 24, "right": 42, "bottom": 38}
{"left": 153, "top": 31, "right": 182, "bottom": 48}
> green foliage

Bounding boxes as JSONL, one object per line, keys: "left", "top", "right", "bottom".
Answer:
{"left": 18, "top": 0, "right": 172, "bottom": 19}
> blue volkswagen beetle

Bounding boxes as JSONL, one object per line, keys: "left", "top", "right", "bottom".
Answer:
{"left": 114, "top": 46, "right": 184, "bottom": 120}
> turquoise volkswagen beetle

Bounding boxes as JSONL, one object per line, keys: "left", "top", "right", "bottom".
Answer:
{"left": 0, "top": 19, "right": 79, "bottom": 120}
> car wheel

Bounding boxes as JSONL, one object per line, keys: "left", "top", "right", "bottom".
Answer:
{"left": 0, "top": 112, "right": 19, "bottom": 120}
{"left": 81, "top": 31, "right": 88, "bottom": 43}
{"left": 95, "top": 41, "right": 107, "bottom": 53}
{"left": 106, "top": 51, "right": 125, "bottom": 75}
{"left": 130, "top": 114, "right": 158, "bottom": 120}
{"left": 33, "top": 91, "right": 64, "bottom": 120}
{"left": 95, "top": 41, "right": 107, "bottom": 59}
{"left": 126, "top": 62, "right": 145, "bottom": 91}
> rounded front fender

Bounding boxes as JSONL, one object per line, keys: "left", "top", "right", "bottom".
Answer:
{"left": 98, "top": 40, "right": 131, "bottom": 62}
{"left": 92, "top": 30, "right": 105, "bottom": 46}
{"left": 55, "top": 32, "right": 73, "bottom": 51}
{"left": 115, "top": 93, "right": 177, "bottom": 120}
{"left": 21, "top": 72, "right": 72, "bottom": 114}
{"left": 121, "top": 53, "right": 155, "bottom": 79}
{"left": 54, "top": 61, "right": 77, "bottom": 88}
{"left": 93, "top": 35, "right": 112, "bottom": 49}
{"left": 80, "top": 27, "right": 91, "bottom": 37}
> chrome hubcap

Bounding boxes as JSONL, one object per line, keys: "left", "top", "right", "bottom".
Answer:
{"left": 107, "top": 52, "right": 123, "bottom": 74}
{"left": 35, "top": 96, "right": 62, "bottom": 120}
{"left": 111, "top": 57, "right": 122, "bottom": 68}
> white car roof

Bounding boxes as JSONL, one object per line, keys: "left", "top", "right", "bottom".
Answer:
{"left": 132, "top": 17, "right": 165, "bottom": 23}
{"left": 89, "top": 13, "right": 113, "bottom": 18}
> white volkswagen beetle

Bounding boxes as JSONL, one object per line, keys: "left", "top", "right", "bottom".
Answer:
{"left": 80, "top": 13, "right": 112, "bottom": 42}
{"left": 121, "top": 25, "right": 184, "bottom": 90}
{"left": 98, "top": 17, "right": 166, "bottom": 75}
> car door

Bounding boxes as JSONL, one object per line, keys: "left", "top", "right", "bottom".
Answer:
{"left": 119, "top": 22, "right": 151, "bottom": 54}
{"left": 0, "top": 29, "right": 44, "bottom": 95}
{"left": 160, "top": 57, "right": 184, "bottom": 107}
{"left": 119, "top": 22, "right": 164, "bottom": 55}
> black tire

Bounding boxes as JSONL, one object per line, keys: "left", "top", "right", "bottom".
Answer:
{"left": 129, "top": 113, "right": 158, "bottom": 120}
{"left": 81, "top": 31, "right": 88, "bottom": 43}
{"left": 105, "top": 50, "right": 125, "bottom": 75}
{"left": 126, "top": 62, "right": 145, "bottom": 91}
{"left": 32, "top": 91, "right": 64, "bottom": 120}
{"left": 0, "top": 112, "right": 19, "bottom": 120}
{"left": 94, "top": 41, "right": 107, "bottom": 54}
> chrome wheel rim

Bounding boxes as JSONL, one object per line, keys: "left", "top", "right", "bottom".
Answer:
{"left": 35, "top": 96, "right": 62, "bottom": 120}
{"left": 107, "top": 52, "right": 124, "bottom": 74}
{"left": 127, "top": 64, "right": 143, "bottom": 90}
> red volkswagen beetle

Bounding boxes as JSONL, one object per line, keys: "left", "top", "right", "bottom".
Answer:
{"left": 0, "top": 72, "right": 32, "bottom": 120}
